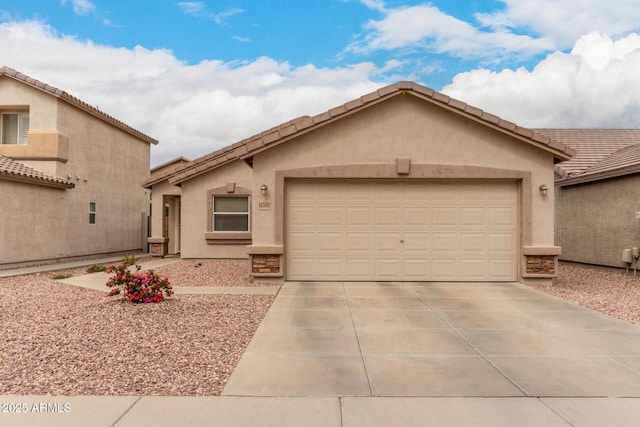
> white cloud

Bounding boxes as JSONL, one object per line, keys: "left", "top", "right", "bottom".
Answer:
{"left": 177, "top": 2, "right": 206, "bottom": 17}
{"left": 350, "top": 0, "right": 640, "bottom": 63}
{"left": 60, "top": 0, "right": 95, "bottom": 16}
{"left": 485, "top": 0, "right": 640, "bottom": 48}
{"left": 0, "top": 20, "right": 383, "bottom": 165}
{"left": 177, "top": 2, "right": 244, "bottom": 24}
{"left": 442, "top": 32, "right": 640, "bottom": 128}
{"left": 347, "top": 4, "right": 554, "bottom": 61}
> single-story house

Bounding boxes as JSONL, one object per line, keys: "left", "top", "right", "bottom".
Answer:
{"left": 545, "top": 129, "right": 640, "bottom": 268}
{"left": 146, "top": 81, "right": 575, "bottom": 285}
{"left": 0, "top": 66, "right": 157, "bottom": 267}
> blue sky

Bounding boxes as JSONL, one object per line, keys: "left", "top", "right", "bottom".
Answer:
{"left": 2, "top": 1, "right": 640, "bottom": 165}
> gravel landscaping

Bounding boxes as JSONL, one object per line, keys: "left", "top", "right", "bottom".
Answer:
{"left": 1, "top": 259, "right": 639, "bottom": 396}
{"left": 151, "top": 259, "right": 278, "bottom": 287}
{"left": 536, "top": 262, "right": 640, "bottom": 326}
{"left": 0, "top": 263, "right": 275, "bottom": 396}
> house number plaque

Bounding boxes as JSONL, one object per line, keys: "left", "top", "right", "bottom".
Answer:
{"left": 259, "top": 201, "right": 271, "bottom": 210}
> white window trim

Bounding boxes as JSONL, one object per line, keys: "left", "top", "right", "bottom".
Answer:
{"left": 1, "top": 112, "right": 29, "bottom": 145}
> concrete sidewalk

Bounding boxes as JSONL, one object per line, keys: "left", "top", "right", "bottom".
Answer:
{"left": 1, "top": 395, "right": 640, "bottom": 426}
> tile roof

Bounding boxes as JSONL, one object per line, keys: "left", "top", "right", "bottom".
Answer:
{"left": 163, "top": 81, "right": 575, "bottom": 185}
{"left": 0, "top": 66, "right": 158, "bottom": 145}
{"left": 538, "top": 129, "right": 640, "bottom": 185}
{"left": 145, "top": 156, "right": 191, "bottom": 188}
{"left": 0, "top": 155, "right": 75, "bottom": 189}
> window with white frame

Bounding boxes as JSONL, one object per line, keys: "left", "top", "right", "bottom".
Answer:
{"left": 1, "top": 113, "right": 29, "bottom": 145}
{"left": 212, "top": 196, "right": 249, "bottom": 232}
{"left": 89, "top": 202, "right": 96, "bottom": 224}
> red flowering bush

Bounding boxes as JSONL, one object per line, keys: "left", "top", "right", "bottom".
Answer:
{"left": 106, "top": 256, "right": 173, "bottom": 303}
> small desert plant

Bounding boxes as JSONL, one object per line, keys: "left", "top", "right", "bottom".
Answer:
{"left": 105, "top": 256, "right": 173, "bottom": 303}
{"left": 86, "top": 264, "right": 107, "bottom": 273}
{"left": 51, "top": 273, "right": 72, "bottom": 280}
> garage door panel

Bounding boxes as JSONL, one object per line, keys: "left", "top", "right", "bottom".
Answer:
{"left": 346, "top": 260, "right": 375, "bottom": 278}
{"left": 317, "top": 207, "right": 343, "bottom": 226}
{"left": 287, "top": 257, "right": 316, "bottom": 279}
{"left": 317, "top": 258, "right": 345, "bottom": 278}
{"left": 432, "top": 258, "right": 458, "bottom": 280}
{"left": 433, "top": 208, "right": 459, "bottom": 226}
{"left": 375, "top": 233, "right": 401, "bottom": 252}
{"left": 346, "top": 182, "right": 374, "bottom": 200}
{"left": 433, "top": 233, "right": 458, "bottom": 252}
{"left": 459, "top": 258, "right": 487, "bottom": 280}
{"left": 404, "top": 207, "right": 431, "bottom": 226}
{"left": 288, "top": 206, "right": 316, "bottom": 226}
{"left": 317, "top": 232, "right": 343, "bottom": 252}
{"left": 375, "top": 207, "right": 402, "bottom": 226}
{"left": 375, "top": 259, "right": 402, "bottom": 278}
{"left": 288, "top": 232, "right": 316, "bottom": 251}
{"left": 460, "top": 207, "right": 486, "bottom": 226}
{"left": 489, "top": 233, "right": 517, "bottom": 252}
{"left": 347, "top": 207, "right": 372, "bottom": 226}
{"left": 489, "top": 207, "right": 517, "bottom": 226}
{"left": 346, "top": 232, "right": 373, "bottom": 251}
{"left": 488, "top": 259, "right": 517, "bottom": 279}
{"left": 404, "top": 258, "right": 431, "bottom": 278}
{"left": 460, "top": 233, "right": 486, "bottom": 252}
{"left": 286, "top": 180, "right": 518, "bottom": 281}
{"left": 432, "top": 185, "right": 459, "bottom": 201}
{"left": 403, "top": 232, "right": 430, "bottom": 252}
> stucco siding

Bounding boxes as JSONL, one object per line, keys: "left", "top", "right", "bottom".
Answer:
{"left": 0, "top": 79, "right": 151, "bottom": 265}
{"left": 179, "top": 160, "right": 252, "bottom": 259}
{"left": 556, "top": 174, "right": 640, "bottom": 267}
{"left": 252, "top": 95, "right": 555, "bottom": 249}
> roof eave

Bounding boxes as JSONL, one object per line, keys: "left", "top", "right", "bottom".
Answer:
{"left": 557, "top": 165, "right": 640, "bottom": 187}
{"left": 0, "top": 172, "right": 75, "bottom": 189}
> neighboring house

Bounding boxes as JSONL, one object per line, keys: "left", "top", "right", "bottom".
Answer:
{"left": 0, "top": 66, "right": 157, "bottom": 266}
{"left": 545, "top": 129, "right": 640, "bottom": 268}
{"left": 146, "top": 81, "right": 574, "bottom": 285}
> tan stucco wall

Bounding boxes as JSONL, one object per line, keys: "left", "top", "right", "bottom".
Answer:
{"left": 252, "top": 94, "right": 556, "bottom": 251}
{"left": 167, "top": 93, "right": 558, "bottom": 280}
{"left": 0, "top": 79, "right": 151, "bottom": 265}
{"left": 556, "top": 174, "right": 640, "bottom": 268}
{"left": 178, "top": 160, "right": 253, "bottom": 258}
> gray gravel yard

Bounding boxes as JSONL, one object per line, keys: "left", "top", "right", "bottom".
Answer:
{"left": 1, "top": 259, "right": 639, "bottom": 396}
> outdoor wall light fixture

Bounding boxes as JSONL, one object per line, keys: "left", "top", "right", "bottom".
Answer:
{"left": 260, "top": 184, "right": 268, "bottom": 195}
{"left": 539, "top": 184, "right": 548, "bottom": 196}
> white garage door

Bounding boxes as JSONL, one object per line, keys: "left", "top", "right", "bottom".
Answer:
{"left": 286, "top": 180, "right": 519, "bottom": 281}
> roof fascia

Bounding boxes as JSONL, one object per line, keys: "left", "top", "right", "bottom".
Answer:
{"left": 0, "top": 172, "right": 75, "bottom": 189}
{"left": 556, "top": 164, "right": 640, "bottom": 187}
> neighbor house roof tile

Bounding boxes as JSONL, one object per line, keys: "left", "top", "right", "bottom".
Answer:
{"left": 162, "top": 81, "right": 574, "bottom": 185}
{"left": 537, "top": 129, "right": 640, "bottom": 183}
{"left": 0, "top": 155, "right": 74, "bottom": 189}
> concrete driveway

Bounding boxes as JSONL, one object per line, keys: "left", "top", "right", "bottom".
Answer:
{"left": 223, "top": 281, "right": 640, "bottom": 398}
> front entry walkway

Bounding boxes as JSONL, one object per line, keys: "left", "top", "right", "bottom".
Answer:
{"left": 223, "top": 281, "right": 640, "bottom": 397}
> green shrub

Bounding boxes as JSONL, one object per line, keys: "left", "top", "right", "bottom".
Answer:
{"left": 51, "top": 273, "right": 72, "bottom": 280}
{"left": 86, "top": 264, "right": 107, "bottom": 273}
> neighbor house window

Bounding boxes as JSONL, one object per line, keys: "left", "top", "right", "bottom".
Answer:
{"left": 89, "top": 202, "right": 96, "bottom": 224}
{"left": 1, "top": 113, "right": 29, "bottom": 145}
{"left": 212, "top": 196, "right": 250, "bottom": 232}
